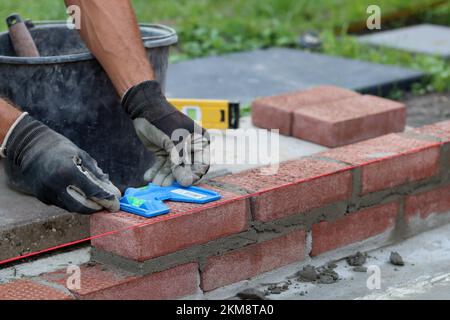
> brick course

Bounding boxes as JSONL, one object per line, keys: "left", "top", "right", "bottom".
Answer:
{"left": 201, "top": 230, "right": 306, "bottom": 291}
{"left": 311, "top": 202, "right": 399, "bottom": 256}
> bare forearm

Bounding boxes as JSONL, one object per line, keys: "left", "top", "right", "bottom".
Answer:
{"left": 0, "top": 99, "right": 21, "bottom": 144}
{"left": 65, "top": 0, "right": 154, "bottom": 97}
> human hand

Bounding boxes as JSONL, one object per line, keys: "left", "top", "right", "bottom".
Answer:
{"left": 3, "top": 114, "right": 121, "bottom": 214}
{"left": 122, "top": 81, "right": 210, "bottom": 187}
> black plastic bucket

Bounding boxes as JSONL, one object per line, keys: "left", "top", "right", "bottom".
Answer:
{"left": 0, "top": 21, "right": 178, "bottom": 191}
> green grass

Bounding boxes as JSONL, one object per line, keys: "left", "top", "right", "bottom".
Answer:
{"left": 1, "top": 0, "right": 450, "bottom": 93}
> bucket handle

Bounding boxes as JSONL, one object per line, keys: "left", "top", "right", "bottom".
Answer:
{"left": 6, "top": 14, "right": 22, "bottom": 28}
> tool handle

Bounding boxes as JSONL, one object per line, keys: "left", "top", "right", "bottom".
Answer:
{"left": 6, "top": 14, "right": 40, "bottom": 57}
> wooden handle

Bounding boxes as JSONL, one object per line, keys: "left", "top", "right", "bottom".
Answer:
{"left": 6, "top": 14, "right": 39, "bottom": 57}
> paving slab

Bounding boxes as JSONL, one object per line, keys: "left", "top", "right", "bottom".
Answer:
{"left": 359, "top": 24, "right": 450, "bottom": 59}
{"left": 166, "top": 47, "right": 424, "bottom": 104}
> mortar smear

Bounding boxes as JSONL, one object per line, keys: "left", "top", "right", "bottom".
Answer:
{"left": 236, "top": 288, "right": 267, "bottom": 300}
{"left": 346, "top": 251, "right": 367, "bottom": 266}
{"left": 390, "top": 251, "right": 405, "bottom": 266}
{"left": 295, "top": 264, "right": 340, "bottom": 284}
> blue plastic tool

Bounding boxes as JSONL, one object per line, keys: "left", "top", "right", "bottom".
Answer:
{"left": 119, "top": 183, "right": 222, "bottom": 218}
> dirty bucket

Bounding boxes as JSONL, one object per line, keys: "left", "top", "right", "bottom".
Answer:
{"left": 0, "top": 21, "right": 177, "bottom": 191}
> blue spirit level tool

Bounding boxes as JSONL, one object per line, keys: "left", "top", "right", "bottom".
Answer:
{"left": 119, "top": 183, "right": 221, "bottom": 218}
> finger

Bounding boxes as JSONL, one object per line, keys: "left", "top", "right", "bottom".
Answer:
{"left": 191, "top": 138, "right": 210, "bottom": 178}
{"left": 152, "top": 159, "right": 172, "bottom": 186}
{"left": 191, "top": 163, "right": 210, "bottom": 179}
{"left": 161, "top": 174, "right": 174, "bottom": 187}
{"left": 133, "top": 118, "right": 175, "bottom": 153}
{"left": 71, "top": 157, "right": 121, "bottom": 212}
{"left": 171, "top": 164, "right": 201, "bottom": 187}
{"left": 144, "top": 155, "right": 167, "bottom": 182}
{"left": 173, "top": 134, "right": 209, "bottom": 184}
{"left": 56, "top": 187, "right": 103, "bottom": 215}
{"left": 77, "top": 153, "right": 121, "bottom": 199}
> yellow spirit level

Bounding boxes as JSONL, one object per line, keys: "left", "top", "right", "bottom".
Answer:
{"left": 168, "top": 98, "right": 240, "bottom": 130}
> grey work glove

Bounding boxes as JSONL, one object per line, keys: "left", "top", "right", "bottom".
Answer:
{"left": 4, "top": 114, "right": 121, "bottom": 214}
{"left": 122, "top": 80, "right": 210, "bottom": 187}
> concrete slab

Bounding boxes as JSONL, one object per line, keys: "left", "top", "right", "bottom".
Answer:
{"left": 359, "top": 24, "right": 450, "bottom": 59}
{"left": 0, "top": 160, "right": 89, "bottom": 262}
{"left": 166, "top": 47, "right": 424, "bottom": 104}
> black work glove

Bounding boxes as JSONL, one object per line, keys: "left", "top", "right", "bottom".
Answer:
{"left": 122, "top": 80, "right": 210, "bottom": 187}
{"left": 3, "top": 114, "right": 121, "bottom": 214}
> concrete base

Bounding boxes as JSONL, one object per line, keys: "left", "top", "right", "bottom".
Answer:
{"left": 0, "top": 161, "right": 89, "bottom": 262}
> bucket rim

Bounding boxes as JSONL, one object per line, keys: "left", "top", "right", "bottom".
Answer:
{"left": 0, "top": 21, "right": 178, "bottom": 65}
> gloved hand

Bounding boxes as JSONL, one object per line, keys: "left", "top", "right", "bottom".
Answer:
{"left": 122, "top": 80, "right": 210, "bottom": 187}
{"left": 3, "top": 113, "right": 121, "bottom": 214}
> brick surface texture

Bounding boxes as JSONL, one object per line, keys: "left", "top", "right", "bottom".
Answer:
{"left": 0, "top": 279, "right": 72, "bottom": 300}
{"left": 201, "top": 230, "right": 306, "bottom": 291}
{"left": 212, "top": 157, "right": 352, "bottom": 221}
{"left": 320, "top": 133, "right": 440, "bottom": 194}
{"left": 405, "top": 184, "right": 450, "bottom": 222}
{"left": 311, "top": 202, "right": 399, "bottom": 256}
{"left": 43, "top": 263, "right": 198, "bottom": 300}
{"left": 91, "top": 185, "right": 249, "bottom": 261}
{"left": 292, "top": 95, "right": 405, "bottom": 147}
{"left": 251, "top": 85, "right": 359, "bottom": 135}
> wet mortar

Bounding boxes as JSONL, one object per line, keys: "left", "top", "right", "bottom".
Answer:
{"left": 346, "top": 251, "right": 368, "bottom": 266}
{"left": 390, "top": 251, "right": 405, "bottom": 266}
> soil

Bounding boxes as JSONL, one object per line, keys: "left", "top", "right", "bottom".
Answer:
{"left": 346, "top": 252, "right": 367, "bottom": 266}
{"left": 390, "top": 251, "right": 405, "bottom": 266}
{"left": 404, "top": 92, "right": 450, "bottom": 127}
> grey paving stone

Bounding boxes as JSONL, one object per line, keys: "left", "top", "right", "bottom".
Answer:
{"left": 359, "top": 24, "right": 450, "bottom": 58}
{"left": 166, "top": 47, "right": 424, "bottom": 104}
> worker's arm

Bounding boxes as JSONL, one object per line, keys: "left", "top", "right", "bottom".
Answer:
{"left": 0, "top": 98, "right": 120, "bottom": 214}
{"left": 64, "top": 0, "right": 153, "bottom": 97}
{"left": 66, "top": 0, "right": 210, "bottom": 186}
{"left": 0, "top": 99, "right": 21, "bottom": 143}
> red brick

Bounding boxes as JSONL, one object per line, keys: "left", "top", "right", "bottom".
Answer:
{"left": 43, "top": 263, "right": 198, "bottom": 300}
{"left": 91, "top": 185, "right": 249, "bottom": 261}
{"left": 413, "top": 120, "right": 450, "bottom": 142}
{"left": 311, "top": 202, "right": 399, "bottom": 256}
{"left": 405, "top": 185, "right": 450, "bottom": 222}
{"left": 292, "top": 95, "right": 405, "bottom": 147}
{"left": 212, "top": 158, "right": 352, "bottom": 222}
{"left": 320, "top": 133, "right": 440, "bottom": 194}
{"left": 251, "top": 86, "right": 359, "bottom": 135}
{"left": 201, "top": 230, "right": 306, "bottom": 291}
{"left": 0, "top": 279, "right": 72, "bottom": 300}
